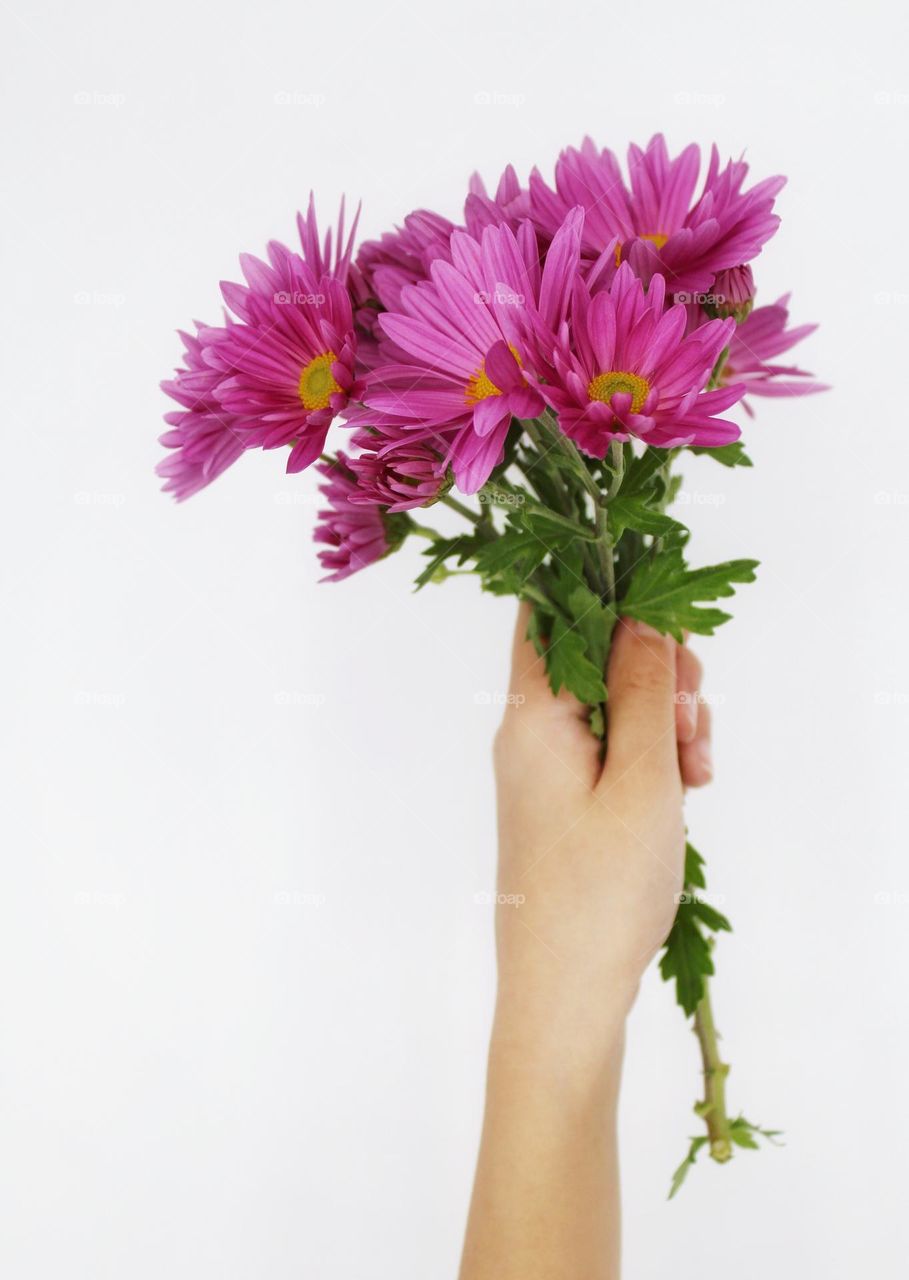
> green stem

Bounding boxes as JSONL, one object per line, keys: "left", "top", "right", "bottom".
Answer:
{"left": 441, "top": 494, "right": 481, "bottom": 524}
{"left": 693, "top": 976, "right": 733, "bottom": 1163}
{"left": 408, "top": 523, "right": 439, "bottom": 541}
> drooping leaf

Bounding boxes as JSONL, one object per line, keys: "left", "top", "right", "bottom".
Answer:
{"left": 413, "top": 535, "right": 483, "bottom": 590}
{"left": 668, "top": 1136, "right": 708, "bottom": 1199}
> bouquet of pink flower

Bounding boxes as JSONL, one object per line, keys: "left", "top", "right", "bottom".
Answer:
{"left": 159, "top": 135, "right": 825, "bottom": 1192}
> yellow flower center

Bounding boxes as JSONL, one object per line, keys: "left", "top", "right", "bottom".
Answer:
{"left": 587, "top": 370, "right": 651, "bottom": 414}
{"left": 465, "top": 346, "right": 521, "bottom": 404}
{"left": 614, "top": 231, "right": 668, "bottom": 268}
{"left": 299, "top": 351, "right": 340, "bottom": 410}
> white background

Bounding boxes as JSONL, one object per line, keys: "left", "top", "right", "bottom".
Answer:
{"left": 1, "top": 0, "right": 906, "bottom": 1275}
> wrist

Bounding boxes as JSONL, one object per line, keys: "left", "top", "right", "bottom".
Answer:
{"left": 489, "top": 969, "right": 633, "bottom": 1095}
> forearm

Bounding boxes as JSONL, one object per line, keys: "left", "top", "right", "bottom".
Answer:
{"left": 458, "top": 981, "right": 629, "bottom": 1280}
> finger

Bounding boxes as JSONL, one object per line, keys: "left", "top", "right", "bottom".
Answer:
{"left": 675, "top": 644, "right": 703, "bottom": 745}
{"left": 505, "top": 602, "right": 585, "bottom": 720}
{"left": 602, "top": 619, "right": 680, "bottom": 783}
{"left": 679, "top": 699, "right": 713, "bottom": 787}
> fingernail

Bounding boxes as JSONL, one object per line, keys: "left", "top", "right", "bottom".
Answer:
{"left": 677, "top": 694, "right": 697, "bottom": 742}
{"left": 696, "top": 740, "right": 713, "bottom": 779}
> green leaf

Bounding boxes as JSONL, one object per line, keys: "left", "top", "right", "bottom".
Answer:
{"left": 472, "top": 530, "right": 549, "bottom": 580}
{"left": 691, "top": 898, "right": 732, "bottom": 934}
{"left": 545, "top": 617, "right": 607, "bottom": 704}
{"left": 621, "top": 446, "right": 672, "bottom": 496}
{"left": 522, "top": 508, "right": 596, "bottom": 540}
{"left": 659, "top": 906, "right": 715, "bottom": 1016}
{"left": 684, "top": 842, "right": 707, "bottom": 890}
{"left": 690, "top": 442, "right": 753, "bottom": 468}
{"left": 621, "top": 549, "right": 758, "bottom": 641}
{"left": 608, "top": 494, "right": 688, "bottom": 541}
{"left": 413, "top": 535, "right": 482, "bottom": 590}
{"left": 566, "top": 584, "right": 617, "bottom": 673}
{"left": 668, "top": 1136, "right": 708, "bottom": 1199}
{"left": 660, "top": 844, "right": 732, "bottom": 1015}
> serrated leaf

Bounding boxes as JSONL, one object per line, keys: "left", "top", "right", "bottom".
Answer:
{"left": 659, "top": 907, "right": 715, "bottom": 1016}
{"left": 691, "top": 899, "right": 732, "bottom": 934}
{"left": 690, "top": 441, "right": 753, "bottom": 468}
{"left": 523, "top": 508, "right": 596, "bottom": 540}
{"left": 566, "top": 584, "right": 617, "bottom": 673}
{"left": 608, "top": 494, "right": 688, "bottom": 541}
{"left": 473, "top": 530, "right": 548, "bottom": 579}
{"left": 413, "top": 535, "right": 481, "bottom": 590}
{"left": 621, "top": 550, "right": 758, "bottom": 641}
{"left": 684, "top": 842, "right": 707, "bottom": 890}
{"left": 545, "top": 617, "right": 607, "bottom": 705}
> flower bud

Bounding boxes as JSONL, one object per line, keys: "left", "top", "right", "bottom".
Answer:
{"left": 707, "top": 265, "right": 755, "bottom": 323}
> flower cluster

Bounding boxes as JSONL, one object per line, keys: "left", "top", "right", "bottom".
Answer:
{"left": 159, "top": 135, "right": 825, "bottom": 1189}
{"left": 159, "top": 136, "right": 824, "bottom": 580}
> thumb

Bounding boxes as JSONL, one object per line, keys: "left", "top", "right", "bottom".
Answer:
{"left": 602, "top": 619, "right": 681, "bottom": 783}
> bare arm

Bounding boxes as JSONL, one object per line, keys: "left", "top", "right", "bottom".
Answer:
{"left": 459, "top": 607, "right": 711, "bottom": 1280}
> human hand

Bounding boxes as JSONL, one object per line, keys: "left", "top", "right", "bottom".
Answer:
{"left": 492, "top": 605, "right": 713, "bottom": 1043}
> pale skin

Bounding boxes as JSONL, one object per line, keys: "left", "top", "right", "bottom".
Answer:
{"left": 458, "top": 606, "right": 712, "bottom": 1280}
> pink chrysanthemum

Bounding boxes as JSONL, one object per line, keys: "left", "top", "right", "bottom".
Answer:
{"left": 720, "top": 294, "right": 828, "bottom": 412}
{"left": 347, "top": 424, "right": 452, "bottom": 512}
{"left": 296, "top": 192, "right": 360, "bottom": 284}
{"left": 464, "top": 164, "right": 531, "bottom": 236}
{"left": 157, "top": 322, "right": 247, "bottom": 501}
{"left": 314, "top": 454, "right": 400, "bottom": 582}
{"left": 352, "top": 214, "right": 583, "bottom": 493}
{"left": 529, "top": 135, "right": 784, "bottom": 295}
{"left": 206, "top": 246, "right": 362, "bottom": 473}
{"left": 544, "top": 262, "right": 745, "bottom": 456}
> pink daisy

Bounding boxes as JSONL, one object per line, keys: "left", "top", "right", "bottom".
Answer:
{"left": 207, "top": 246, "right": 362, "bottom": 473}
{"left": 529, "top": 134, "right": 784, "bottom": 294}
{"left": 314, "top": 454, "right": 400, "bottom": 582}
{"left": 721, "top": 294, "right": 828, "bottom": 412}
{"left": 352, "top": 213, "right": 582, "bottom": 493}
{"left": 157, "top": 322, "right": 248, "bottom": 501}
{"left": 544, "top": 262, "right": 745, "bottom": 456}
